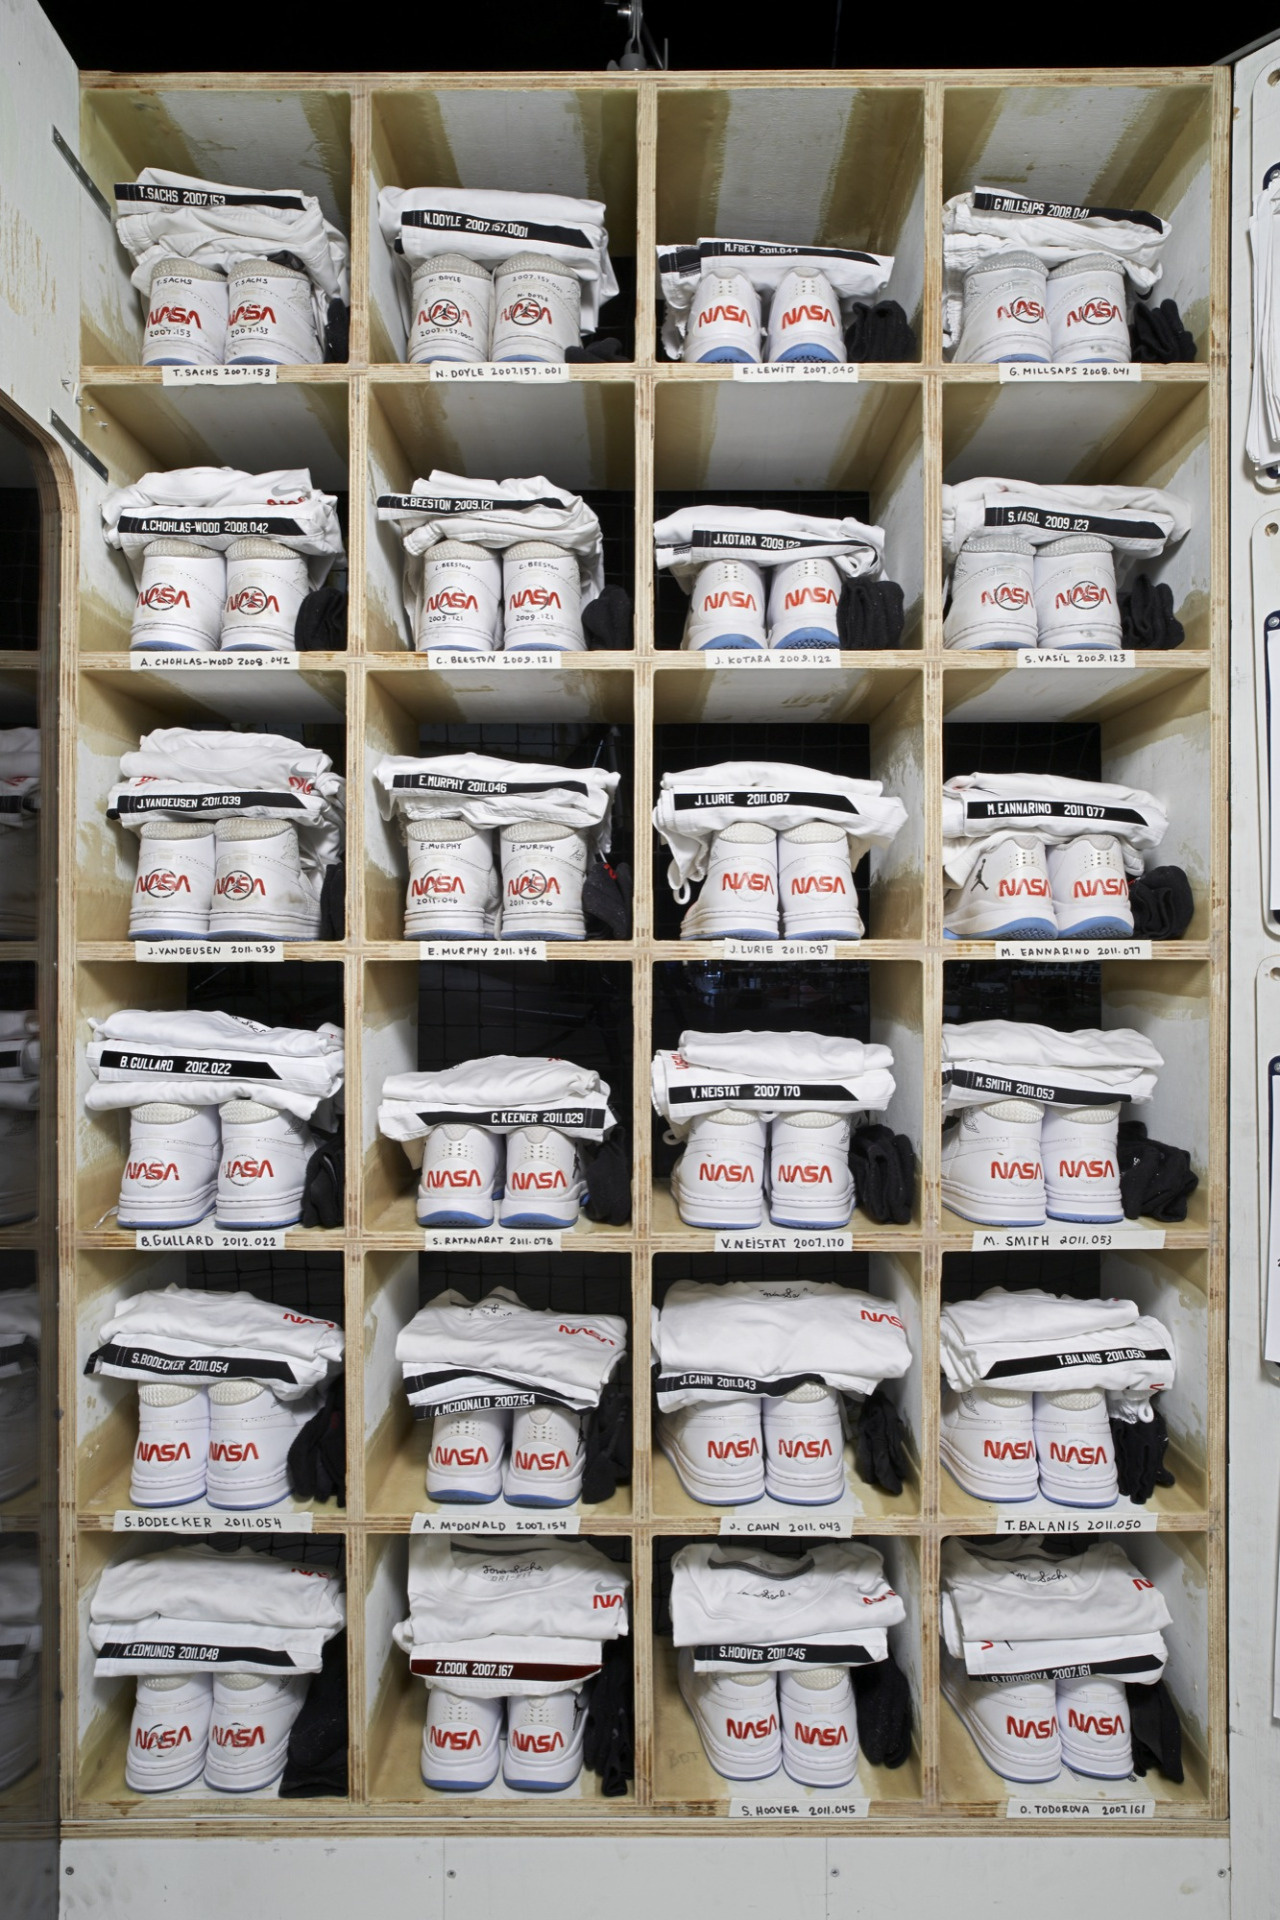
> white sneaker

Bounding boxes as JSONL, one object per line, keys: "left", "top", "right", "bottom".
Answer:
{"left": 1042, "top": 1104, "right": 1123, "bottom": 1223}
{"left": 680, "top": 821, "right": 779, "bottom": 940}
{"left": 1047, "top": 255, "right": 1130, "bottom": 367}
{"left": 415, "top": 542, "right": 503, "bottom": 654}
{"left": 671, "top": 1109, "right": 767, "bottom": 1229}
{"left": 131, "top": 1383, "right": 210, "bottom": 1507}
{"left": 491, "top": 253, "right": 581, "bottom": 362}
{"left": 499, "top": 823, "right": 588, "bottom": 939}
{"left": 0, "top": 1111, "right": 36, "bottom": 1227}
{"left": 408, "top": 253, "right": 493, "bottom": 365}
{"left": 682, "top": 559, "right": 767, "bottom": 651}
{"left": 944, "top": 534, "right": 1038, "bottom": 650}
{"left": 0, "top": 1363, "right": 38, "bottom": 1501}
{"left": 768, "top": 1113, "right": 854, "bottom": 1229}
{"left": 210, "top": 819, "right": 323, "bottom": 941}
{"left": 142, "top": 258, "right": 228, "bottom": 367}
{"left": 941, "top": 1099, "right": 1046, "bottom": 1227}
{"left": 504, "top": 1404, "right": 585, "bottom": 1507}
{"left": 427, "top": 1407, "right": 509, "bottom": 1503}
{"left": 130, "top": 539, "right": 225, "bottom": 653}
{"left": 768, "top": 557, "right": 842, "bottom": 649}
{"left": 503, "top": 1690, "right": 587, "bottom": 1792}
{"left": 404, "top": 820, "right": 498, "bottom": 940}
{"left": 226, "top": 259, "right": 322, "bottom": 365}
{"left": 779, "top": 1668, "right": 858, "bottom": 1786}
{"left": 955, "top": 252, "right": 1051, "bottom": 364}
{"left": 678, "top": 1651, "right": 779, "bottom": 1780}
{"left": 778, "top": 823, "right": 861, "bottom": 938}
{"left": 418, "top": 1125, "right": 501, "bottom": 1227}
{"left": 1056, "top": 1674, "right": 1133, "bottom": 1778}
{"left": 130, "top": 819, "right": 216, "bottom": 939}
{"left": 216, "top": 1101, "right": 315, "bottom": 1229}
{"left": 117, "top": 1102, "right": 220, "bottom": 1229}
{"left": 502, "top": 543, "right": 584, "bottom": 652}
{"left": 940, "top": 1385, "right": 1038, "bottom": 1502}
{"left": 206, "top": 1382, "right": 314, "bottom": 1509}
{"left": 1047, "top": 837, "right": 1133, "bottom": 938}
{"left": 204, "top": 1673, "right": 309, "bottom": 1792}
{"left": 499, "top": 1127, "right": 584, "bottom": 1228}
{"left": 943, "top": 837, "right": 1056, "bottom": 941}
{"left": 1034, "top": 536, "right": 1122, "bottom": 650}
{"left": 1033, "top": 1389, "right": 1119, "bottom": 1508}
{"left": 126, "top": 1675, "right": 213, "bottom": 1793}
{"left": 941, "top": 1654, "right": 1061, "bottom": 1784}
{"left": 221, "top": 538, "right": 308, "bottom": 654}
{"left": 682, "top": 270, "right": 762, "bottom": 364}
{"left": 421, "top": 1689, "right": 503, "bottom": 1792}
{"left": 766, "top": 268, "right": 845, "bottom": 364}
{"left": 763, "top": 1382, "right": 846, "bottom": 1505}
{"left": 656, "top": 1397, "right": 765, "bottom": 1505}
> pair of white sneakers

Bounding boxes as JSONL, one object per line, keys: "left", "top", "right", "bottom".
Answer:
{"left": 116, "top": 1100, "right": 317, "bottom": 1232}
{"left": 417, "top": 1124, "right": 584, "bottom": 1231}
{"left": 682, "top": 558, "right": 842, "bottom": 652}
{"left": 415, "top": 541, "right": 583, "bottom": 654}
{"left": 126, "top": 1670, "right": 309, "bottom": 1794}
{"left": 683, "top": 267, "right": 846, "bottom": 365}
{"left": 402, "top": 817, "right": 588, "bottom": 942}
{"left": 130, "top": 817, "right": 322, "bottom": 943}
{"left": 143, "top": 257, "right": 322, "bottom": 368}
{"left": 671, "top": 1109, "right": 855, "bottom": 1232}
{"left": 943, "top": 1658, "right": 1132, "bottom": 1783}
{"left": 944, "top": 532, "right": 1122, "bottom": 652}
{"left": 130, "top": 1378, "right": 316, "bottom": 1510}
{"left": 409, "top": 252, "right": 581, "bottom": 365}
{"left": 427, "top": 1401, "right": 584, "bottom": 1508}
{"left": 941, "top": 1383, "right": 1118, "bottom": 1508}
{"left": 421, "top": 1686, "right": 587, "bottom": 1794}
{"left": 130, "top": 537, "right": 309, "bottom": 655}
{"left": 944, "top": 833, "right": 1133, "bottom": 942}
{"left": 955, "top": 251, "right": 1129, "bottom": 367}
{"left": 941, "top": 1099, "right": 1122, "bottom": 1227}
{"left": 678, "top": 1651, "right": 859, "bottom": 1786}
{"left": 680, "top": 818, "right": 861, "bottom": 940}
{"left": 658, "top": 1382, "right": 845, "bottom": 1507}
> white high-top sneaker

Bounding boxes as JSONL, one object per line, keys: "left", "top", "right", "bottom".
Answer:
{"left": 499, "top": 1127, "right": 584, "bottom": 1228}
{"left": 778, "top": 824, "right": 861, "bottom": 939}
{"left": 682, "top": 270, "right": 763, "bottom": 364}
{"left": 1056, "top": 1675, "right": 1133, "bottom": 1779}
{"left": 415, "top": 542, "right": 503, "bottom": 654}
{"left": 763, "top": 1382, "right": 846, "bottom": 1505}
{"left": 226, "top": 259, "right": 322, "bottom": 365}
{"left": 678, "top": 1652, "right": 780, "bottom": 1780}
{"left": 421, "top": 1689, "right": 504, "bottom": 1792}
{"left": 408, "top": 254, "right": 493, "bottom": 364}
{"left": 682, "top": 559, "right": 768, "bottom": 651}
{"left": 206, "top": 1382, "right": 315, "bottom": 1509}
{"left": 221, "top": 538, "right": 308, "bottom": 653}
{"left": 767, "top": 557, "right": 842, "bottom": 649}
{"left": 941, "top": 1653, "right": 1061, "bottom": 1784}
{"left": 954, "top": 252, "right": 1051, "bottom": 363}
{"left": 130, "top": 819, "right": 216, "bottom": 939}
{"left": 943, "top": 837, "right": 1056, "bottom": 941}
{"left": 126, "top": 1675, "right": 213, "bottom": 1793}
{"left": 504, "top": 1690, "right": 588, "bottom": 1792}
{"left": 0, "top": 1111, "right": 36, "bottom": 1227}
{"left": 940, "top": 1099, "right": 1046, "bottom": 1226}
{"left": 943, "top": 534, "right": 1038, "bottom": 650}
{"left": 656, "top": 1396, "right": 765, "bottom": 1505}
{"left": 131, "top": 1383, "right": 210, "bottom": 1507}
{"left": 404, "top": 819, "right": 499, "bottom": 939}
{"left": 504, "top": 1404, "right": 585, "bottom": 1507}
{"left": 142, "top": 258, "right": 228, "bottom": 367}
{"left": 417, "top": 1125, "right": 501, "bottom": 1227}
{"left": 209, "top": 819, "right": 323, "bottom": 941}
{"left": 1041, "top": 1104, "right": 1122, "bottom": 1223}
{"left": 779, "top": 1668, "right": 858, "bottom": 1786}
{"left": 117, "top": 1103, "right": 220, "bottom": 1229}
{"left": 499, "top": 823, "right": 588, "bottom": 939}
{"left": 1047, "top": 837, "right": 1133, "bottom": 938}
{"left": 427, "top": 1407, "right": 509, "bottom": 1503}
{"left": 1033, "top": 1389, "right": 1119, "bottom": 1508}
{"left": 768, "top": 1113, "right": 855, "bottom": 1229}
{"left": 502, "top": 543, "right": 584, "bottom": 652}
{"left": 204, "top": 1673, "right": 310, "bottom": 1792}
{"left": 0, "top": 1363, "right": 37, "bottom": 1502}
{"left": 1034, "top": 536, "right": 1122, "bottom": 650}
{"left": 671, "top": 1109, "right": 768, "bottom": 1229}
{"left": 491, "top": 253, "right": 581, "bottom": 362}
{"left": 766, "top": 268, "right": 846, "bottom": 364}
{"left": 131, "top": 539, "right": 225, "bottom": 653}
{"left": 216, "top": 1101, "right": 315, "bottom": 1229}
{"left": 1047, "top": 255, "right": 1130, "bottom": 366}
{"left": 940, "top": 1385, "right": 1038, "bottom": 1502}
{"left": 680, "top": 822, "right": 779, "bottom": 940}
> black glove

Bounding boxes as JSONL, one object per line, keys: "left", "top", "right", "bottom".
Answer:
{"left": 319, "top": 862, "right": 345, "bottom": 939}
{"left": 324, "top": 297, "right": 350, "bottom": 364}
{"left": 1130, "top": 300, "right": 1195, "bottom": 365}
{"left": 580, "top": 1132, "right": 631, "bottom": 1225}
{"left": 583, "top": 854, "right": 631, "bottom": 938}
{"left": 853, "top": 1387, "right": 911, "bottom": 1497}
{"left": 844, "top": 300, "right": 916, "bottom": 362}
{"left": 582, "top": 584, "right": 633, "bottom": 650}
{"left": 1111, "top": 1403, "right": 1176, "bottom": 1505}
{"left": 582, "top": 1638, "right": 634, "bottom": 1795}
{"left": 581, "top": 1363, "right": 632, "bottom": 1505}
{"left": 295, "top": 586, "right": 347, "bottom": 652}
{"left": 1117, "top": 1121, "right": 1198, "bottom": 1223}
{"left": 1127, "top": 1676, "right": 1184, "bottom": 1782}
{"left": 280, "top": 1630, "right": 348, "bottom": 1796}
{"left": 301, "top": 1132, "right": 345, "bottom": 1229}
{"left": 838, "top": 579, "right": 905, "bottom": 650}
{"left": 851, "top": 1653, "right": 912, "bottom": 1767}
{"left": 287, "top": 1374, "right": 345, "bottom": 1505}
{"left": 1129, "top": 866, "right": 1194, "bottom": 940}
{"left": 1118, "top": 573, "right": 1183, "bottom": 650}
{"left": 566, "top": 336, "right": 627, "bottom": 363}
{"left": 850, "top": 1125, "right": 915, "bottom": 1225}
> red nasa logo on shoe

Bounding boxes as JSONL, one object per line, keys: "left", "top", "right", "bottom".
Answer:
{"left": 126, "top": 1160, "right": 179, "bottom": 1181}
{"left": 980, "top": 583, "right": 1033, "bottom": 608}
{"left": 425, "top": 300, "right": 465, "bottom": 328}
{"left": 137, "top": 585, "right": 191, "bottom": 609}
{"left": 135, "top": 871, "right": 191, "bottom": 896}
{"left": 134, "top": 1723, "right": 194, "bottom": 1749}
{"left": 1066, "top": 299, "right": 1123, "bottom": 327}
{"left": 223, "top": 1158, "right": 274, "bottom": 1181}
{"left": 503, "top": 298, "right": 552, "bottom": 327}
{"left": 507, "top": 870, "right": 559, "bottom": 899}
{"left": 225, "top": 588, "right": 280, "bottom": 616}
{"left": 214, "top": 870, "right": 266, "bottom": 900}
{"left": 148, "top": 306, "right": 203, "bottom": 329}
{"left": 996, "top": 299, "right": 1046, "bottom": 324}
{"left": 1055, "top": 581, "right": 1112, "bottom": 609}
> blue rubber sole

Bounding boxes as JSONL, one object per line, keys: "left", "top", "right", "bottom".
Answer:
{"left": 691, "top": 636, "right": 765, "bottom": 651}
{"left": 499, "top": 1212, "right": 581, "bottom": 1229}
{"left": 429, "top": 1489, "right": 501, "bottom": 1504}
{"left": 944, "top": 919, "right": 1057, "bottom": 940}
{"left": 773, "top": 346, "right": 841, "bottom": 363}
{"left": 693, "top": 347, "right": 757, "bottom": 363}
{"left": 503, "top": 1492, "right": 579, "bottom": 1508}
{"left": 421, "top": 1772, "right": 500, "bottom": 1792}
{"left": 418, "top": 1209, "right": 497, "bottom": 1227}
{"left": 1057, "top": 918, "right": 1133, "bottom": 938}
{"left": 500, "top": 1774, "right": 580, "bottom": 1794}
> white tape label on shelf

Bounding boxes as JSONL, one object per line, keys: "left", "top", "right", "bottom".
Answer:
{"left": 969, "top": 1226, "right": 1166, "bottom": 1252}
{"left": 415, "top": 941, "right": 547, "bottom": 962}
{"left": 730, "top": 1790, "right": 870, "bottom": 1818}
{"left": 731, "top": 364, "right": 861, "bottom": 383}
{"left": 996, "top": 1507, "right": 1157, "bottom": 1535}
{"left": 130, "top": 652, "right": 300, "bottom": 671}
{"left": 134, "top": 1225, "right": 290, "bottom": 1251}
{"left": 719, "top": 1513, "right": 854, "bottom": 1539}
{"left": 699, "top": 651, "right": 843, "bottom": 670}
{"left": 426, "top": 363, "right": 569, "bottom": 383}
{"left": 423, "top": 1228, "right": 563, "bottom": 1253}
{"left": 998, "top": 363, "right": 1141, "bottom": 384}
{"left": 714, "top": 1230, "right": 853, "bottom": 1254}
{"left": 994, "top": 941, "right": 1151, "bottom": 961}
{"left": 1016, "top": 650, "right": 1136, "bottom": 670}
{"left": 1006, "top": 1791, "right": 1153, "bottom": 1818}
{"left": 412, "top": 1509, "right": 579, "bottom": 1535}
{"left": 114, "top": 1508, "right": 312, "bottom": 1533}
{"left": 722, "top": 940, "right": 835, "bottom": 961}
{"left": 137, "top": 940, "right": 284, "bottom": 964}
{"left": 159, "top": 365, "right": 277, "bottom": 386}
{"left": 428, "top": 652, "right": 563, "bottom": 670}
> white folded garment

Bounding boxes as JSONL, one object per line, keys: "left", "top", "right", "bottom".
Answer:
{"left": 102, "top": 467, "right": 344, "bottom": 587}
{"left": 658, "top": 239, "right": 893, "bottom": 359}
{"left": 115, "top": 169, "right": 349, "bottom": 312}
{"left": 941, "top": 1539, "right": 1172, "bottom": 1648}
{"left": 1248, "top": 181, "right": 1280, "bottom": 483}
{"left": 941, "top": 476, "right": 1190, "bottom": 567}
{"left": 671, "top": 1543, "right": 903, "bottom": 1671}
{"left": 377, "top": 472, "right": 605, "bottom": 608}
{"left": 0, "top": 1544, "right": 41, "bottom": 1679}
{"left": 86, "top": 1011, "right": 345, "bottom": 1121}
{"left": 380, "top": 1056, "right": 616, "bottom": 1145}
{"left": 942, "top": 773, "right": 1167, "bottom": 887}
{"left": 89, "top": 1547, "right": 346, "bottom": 1676}
{"left": 0, "top": 729, "right": 40, "bottom": 830}
{"left": 378, "top": 188, "right": 618, "bottom": 329}
{"left": 373, "top": 751, "right": 617, "bottom": 855}
{"left": 653, "top": 762, "right": 907, "bottom": 900}
{"left": 939, "top": 1288, "right": 1175, "bottom": 1396}
{"left": 397, "top": 1287, "right": 626, "bottom": 1415}
{"left": 653, "top": 1279, "right": 910, "bottom": 1407}
{"left": 653, "top": 507, "right": 884, "bottom": 594}
{"left": 0, "top": 1285, "right": 38, "bottom": 1377}
{"left": 86, "top": 1285, "right": 344, "bottom": 1400}
{"left": 942, "top": 1020, "right": 1161, "bottom": 1114}
{"left": 951, "top": 1629, "right": 1169, "bottom": 1685}
{"left": 653, "top": 1029, "right": 895, "bottom": 1131}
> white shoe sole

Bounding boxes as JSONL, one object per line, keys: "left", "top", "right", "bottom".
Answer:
{"left": 669, "top": 1179, "right": 764, "bottom": 1231}
{"left": 940, "top": 1182, "right": 1045, "bottom": 1227}
{"left": 764, "top": 1465, "right": 846, "bottom": 1507}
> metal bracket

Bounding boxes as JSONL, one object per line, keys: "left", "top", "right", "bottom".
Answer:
{"left": 52, "top": 127, "right": 111, "bottom": 221}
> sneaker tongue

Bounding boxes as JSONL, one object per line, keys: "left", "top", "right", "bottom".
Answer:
{"left": 790, "top": 1667, "right": 843, "bottom": 1690}
{"left": 1047, "top": 1388, "right": 1103, "bottom": 1411}
{"left": 784, "top": 1380, "right": 831, "bottom": 1404}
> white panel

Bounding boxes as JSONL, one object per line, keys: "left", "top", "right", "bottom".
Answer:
{"left": 827, "top": 1837, "right": 1228, "bottom": 1916}
{"left": 0, "top": 0, "right": 78, "bottom": 431}
{"left": 60, "top": 1838, "right": 445, "bottom": 1920}
{"left": 363, "top": 1252, "right": 417, "bottom": 1450}
{"left": 434, "top": 93, "right": 593, "bottom": 202}
{"left": 363, "top": 1534, "right": 408, "bottom": 1718}
{"left": 713, "top": 91, "right": 855, "bottom": 243}
{"left": 440, "top": 1837, "right": 829, "bottom": 1920}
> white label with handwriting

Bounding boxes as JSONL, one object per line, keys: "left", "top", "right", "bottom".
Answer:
{"left": 427, "top": 363, "right": 568, "bottom": 383}
{"left": 994, "top": 941, "right": 1151, "bottom": 962}
{"left": 130, "top": 652, "right": 299, "bottom": 671}
{"left": 968, "top": 1226, "right": 1165, "bottom": 1252}
{"left": 160, "top": 365, "right": 277, "bottom": 387}
{"left": 699, "top": 650, "right": 842, "bottom": 669}
{"left": 137, "top": 941, "right": 283, "bottom": 964}
{"left": 996, "top": 1507, "right": 1156, "bottom": 1535}
{"left": 428, "top": 652, "right": 562, "bottom": 670}
{"left": 423, "top": 1228, "right": 563, "bottom": 1253}
{"left": 1016, "top": 650, "right": 1135, "bottom": 670}
{"left": 114, "top": 1507, "right": 311, "bottom": 1533}
{"left": 714, "top": 1230, "right": 853, "bottom": 1253}
{"left": 998, "top": 363, "right": 1141, "bottom": 383}
{"left": 721, "top": 940, "right": 836, "bottom": 961}
{"left": 412, "top": 1509, "right": 578, "bottom": 1535}
{"left": 732, "top": 363, "right": 860, "bottom": 383}
{"left": 414, "top": 941, "right": 547, "bottom": 962}
{"left": 134, "top": 1225, "right": 289, "bottom": 1251}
